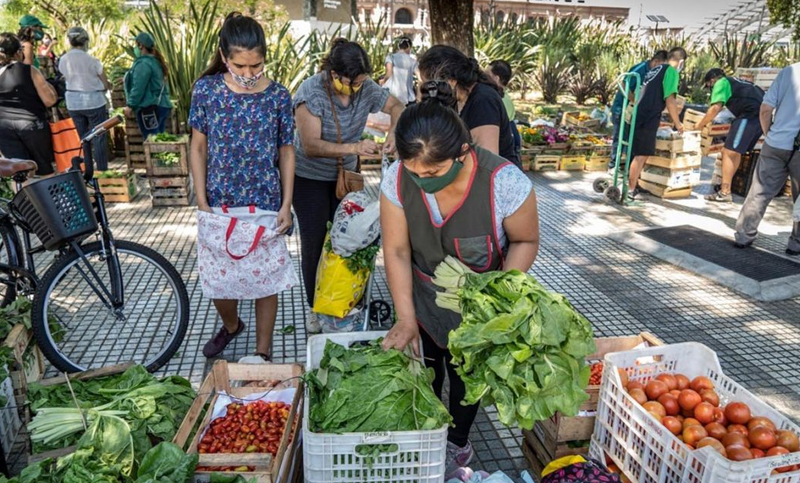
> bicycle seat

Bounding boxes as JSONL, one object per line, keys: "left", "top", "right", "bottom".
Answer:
{"left": 0, "top": 159, "right": 36, "bottom": 178}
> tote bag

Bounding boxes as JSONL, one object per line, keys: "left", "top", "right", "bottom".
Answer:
{"left": 50, "top": 118, "right": 82, "bottom": 173}
{"left": 197, "top": 205, "right": 298, "bottom": 300}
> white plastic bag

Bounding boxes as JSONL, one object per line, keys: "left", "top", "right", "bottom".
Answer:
{"left": 330, "top": 191, "right": 380, "bottom": 257}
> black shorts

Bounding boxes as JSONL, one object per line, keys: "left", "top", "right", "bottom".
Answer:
{"left": 631, "top": 126, "right": 658, "bottom": 157}
{"left": 0, "top": 119, "right": 55, "bottom": 176}
{"left": 725, "top": 117, "right": 762, "bottom": 155}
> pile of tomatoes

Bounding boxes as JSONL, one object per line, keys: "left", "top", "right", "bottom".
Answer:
{"left": 198, "top": 400, "right": 291, "bottom": 456}
{"left": 620, "top": 370, "right": 800, "bottom": 472}
{"left": 589, "top": 362, "right": 604, "bottom": 385}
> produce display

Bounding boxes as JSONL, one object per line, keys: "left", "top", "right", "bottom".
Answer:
{"left": 306, "top": 339, "right": 452, "bottom": 433}
{"left": 623, "top": 371, "right": 800, "bottom": 469}
{"left": 196, "top": 400, "right": 291, "bottom": 473}
{"left": 519, "top": 126, "right": 570, "bottom": 146}
{"left": 153, "top": 152, "right": 181, "bottom": 166}
{"left": 433, "top": 257, "right": 596, "bottom": 429}
{"left": 27, "top": 365, "right": 195, "bottom": 453}
{"left": 589, "top": 362, "right": 603, "bottom": 385}
{"left": 149, "top": 133, "right": 186, "bottom": 143}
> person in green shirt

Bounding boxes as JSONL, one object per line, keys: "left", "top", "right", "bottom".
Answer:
{"left": 487, "top": 60, "right": 521, "bottom": 159}
{"left": 123, "top": 32, "right": 173, "bottom": 140}
{"left": 628, "top": 47, "right": 686, "bottom": 200}
{"left": 695, "top": 68, "right": 764, "bottom": 202}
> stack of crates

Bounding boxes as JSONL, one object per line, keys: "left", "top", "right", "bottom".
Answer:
{"left": 641, "top": 132, "right": 702, "bottom": 199}
{"left": 144, "top": 136, "right": 192, "bottom": 207}
{"left": 683, "top": 109, "right": 730, "bottom": 156}
{"left": 124, "top": 111, "right": 146, "bottom": 172}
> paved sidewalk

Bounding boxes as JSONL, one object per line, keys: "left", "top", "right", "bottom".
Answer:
{"left": 20, "top": 155, "right": 800, "bottom": 478}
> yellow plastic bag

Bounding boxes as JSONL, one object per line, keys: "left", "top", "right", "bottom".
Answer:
{"left": 313, "top": 234, "right": 370, "bottom": 318}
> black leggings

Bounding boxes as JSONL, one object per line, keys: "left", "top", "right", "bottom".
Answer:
{"left": 420, "top": 328, "right": 479, "bottom": 447}
{"left": 293, "top": 175, "right": 340, "bottom": 307}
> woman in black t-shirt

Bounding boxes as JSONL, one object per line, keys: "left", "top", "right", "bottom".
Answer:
{"left": 0, "top": 33, "right": 57, "bottom": 176}
{"left": 418, "top": 45, "right": 520, "bottom": 168}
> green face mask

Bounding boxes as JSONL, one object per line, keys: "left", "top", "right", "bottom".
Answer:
{"left": 133, "top": 46, "right": 142, "bottom": 58}
{"left": 407, "top": 159, "right": 463, "bottom": 194}
{"left": 33, "top": 31, "right": 44, "bottom": 41}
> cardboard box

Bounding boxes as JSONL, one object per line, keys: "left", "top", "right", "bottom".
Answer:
{"left": 654, "top": 131, "right": 701, "bottom": 153}
{"left": 646, "top": 155, "right": 702, "bottom": 170}
{"left": 638, "top": 179, "right": 693, "bottom": 199}
{"left": 641, "top": 165, "right": 700, "bottom": 189}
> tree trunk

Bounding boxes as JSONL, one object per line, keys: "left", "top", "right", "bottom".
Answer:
{"left": 428, "top": 0, "right": 474, "bottom": 56}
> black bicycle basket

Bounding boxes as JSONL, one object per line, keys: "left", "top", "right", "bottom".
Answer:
{"left": 9, "top": 171, "right": 98, "bottom": 251}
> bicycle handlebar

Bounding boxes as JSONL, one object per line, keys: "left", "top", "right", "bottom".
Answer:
{"left": 82, "top": 115, "right": 122, "bottom": 144}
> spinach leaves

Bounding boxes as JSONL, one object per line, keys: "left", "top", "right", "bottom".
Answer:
{"left": 306, "top": 340, "right": 452, "bottom": 433}
{"left": 434, "top": 257, "right": 596, "bottom": 429}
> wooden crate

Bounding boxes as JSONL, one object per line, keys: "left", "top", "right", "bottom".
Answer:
{"left": 144, "top": 137, "right": 189, "bottom": 177}
{"left": 28, "top": 363, "right": 135, "bottom": 464}
{"left": 736, "top": 67, "right": 780, "bottom": 91}
{"left": 584, "top": 155, "right": 609, "bottom": 172}
{"left": 654, "top": 131, "right": 701, "bottom": 154}
{"left": 559, "top": 156, "right": 586, "bottom": 171}
{"left": 641, "top": 165, "right": 700, "bottom": 189}
{"left": 5, "top": 325, "right": 44, "bottom": 421}
{"left": 646, "top": 155, "right": 701, "bottom": 170}
{"left": 705, "top": 123, "right": 731, "bottom": 137}
{"left": 151, "top": 176, "right": 192, "bottom": 207}
{"left": 682, "top": 108, "right": 705, "bottom": 130}
{"left": 173, "top": 361, "right": 303, "bottom": 483}
{"left": 701, "top": 135, "right": 725, "bottom": 156}
{"left": 97, "top": 173, "right": 139, "bottom": 203}
{"left": 638, "top": 179, "right": 693, "bottom": 199}
{"left": 542, "top": 142, "right": 569, "bottom": 155}
{"left": 562, "top": 111, "right": 602, "bottom": 130}
{"left": 533, "top": 155, "right": 560, "bottom": 171}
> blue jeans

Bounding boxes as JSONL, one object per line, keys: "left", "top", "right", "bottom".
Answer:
{"left": 136, "top": 106, "right": 172, "bottom": 141}
{"left": 69, "top": 106, "right": 110, "bottom": 171}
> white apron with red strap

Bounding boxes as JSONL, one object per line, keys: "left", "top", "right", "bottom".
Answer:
{"left": 197, "top": 205, "right": 298, "bottom": 300}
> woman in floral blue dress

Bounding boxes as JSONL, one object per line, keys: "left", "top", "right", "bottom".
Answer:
{"left": 189, "top": 12, "right": 295, "bottom": 361}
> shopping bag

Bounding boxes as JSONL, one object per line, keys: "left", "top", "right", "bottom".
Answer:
{"left": 313, "top": 233, "right": 370, "bottom": 318}
{"left": 197, "top": 206, "right": 298, "bottom": 300}
{"left": 330, "top": 191, "right": 380, "bottom": 257}
{"left": 50, "top": 118, "right": 82, "bottom": 173}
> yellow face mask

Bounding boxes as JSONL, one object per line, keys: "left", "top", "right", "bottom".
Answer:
{"left": 333, "top": 76, "right": 362, "bottom": 96}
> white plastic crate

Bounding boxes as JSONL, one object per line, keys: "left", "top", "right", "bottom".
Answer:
{"left": 303, "top": 331, "right": 448, "bottom": 483}
{"left": 593, "top": 342, "right": 800, "bottom": 483}
{"left": 0, "top": 374, "right": 21, "bottom": 459}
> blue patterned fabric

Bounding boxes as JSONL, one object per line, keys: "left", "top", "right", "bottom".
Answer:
{"left": 189, "top": 74, "right": 294, "bottom": 211}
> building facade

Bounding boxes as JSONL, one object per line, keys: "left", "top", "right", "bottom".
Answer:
{"left": 356, "top": 0, "right": 630, "bottom": 40}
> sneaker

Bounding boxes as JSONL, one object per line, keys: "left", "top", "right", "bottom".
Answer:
{"left": 238, "top": 353, "right": 271, "bottom": 364}
{"left": 306, "top": 310, "right": 321, "bottom": 334}
{"left": 203, "top": 319, "right": 245, "bottom": 358}
{"left": 733, "top": 241, "right": 752, "bottom": 249}
{"left": 705, "top": 191, "right": 732, "bottom": 203}
{"left": 786, "top": 248, "right": 800, "bottom": 256}
{"left": 445, "top": 441, "right": 474, "bottom": 478}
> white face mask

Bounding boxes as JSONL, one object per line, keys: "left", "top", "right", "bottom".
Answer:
{"left": 226, "top": 64, "right": 263, "bottom": 89}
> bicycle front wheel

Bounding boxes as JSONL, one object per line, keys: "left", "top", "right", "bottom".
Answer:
{"left": 32, "top": 240, "right": 189, "bottom": 373}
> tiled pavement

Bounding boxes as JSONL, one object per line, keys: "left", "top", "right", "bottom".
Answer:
{"left": 16, "top": 155, "right": 800, "bottom": 479}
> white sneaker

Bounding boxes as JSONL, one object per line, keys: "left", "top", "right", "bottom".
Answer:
{"left": 306, "top": 310, "right": 321, "bottom": 334}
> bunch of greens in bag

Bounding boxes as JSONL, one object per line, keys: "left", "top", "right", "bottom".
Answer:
{"left": 434, "top": 256, "right": 596, "bottom": 429}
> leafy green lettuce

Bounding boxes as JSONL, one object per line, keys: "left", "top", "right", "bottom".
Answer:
{"left": 306, "top": 340, "right": 452, "bottom": 433}
{"left": 435, "top": 257, "right": 596, "bottom": 429}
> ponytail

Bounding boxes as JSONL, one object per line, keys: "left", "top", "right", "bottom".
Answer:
{"left": 418, "top": 45, "right": 500, "bottom": 94}
{"left": 201, "top": 12, "right": 266, "bottom": 79}
{"left": 150, "top": 47, "right": 169, "bottom": 79}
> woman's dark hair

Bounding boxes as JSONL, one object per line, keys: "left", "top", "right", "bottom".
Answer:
{"left": 397, "top": 36, "right": 412, "bottom": 50}
{"left": 202, "top": 12, "right": 266, "bottom": 78}
{"left": 418, "top": 44, "right": 499, "bottom": 94}
{"left": 0, "top": 33, "right": 20, "bottom": 65}
{"left": 146, "top": 45, "right": 169, "bottom": 79}
{"left": 320, "top": 38, "right": 371, "bottom": 80}
{"left": 16, "top": 27, "right": 34, "bottom": 43}
{"left": 396, "top": 92, "right": 472, "bottom": 166}
{"left": 489, "top": 60, "right": 512, "bottom": 87}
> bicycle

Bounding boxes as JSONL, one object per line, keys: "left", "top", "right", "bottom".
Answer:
{"left": 0, "top": 115, "right": 189, "bottom": 373}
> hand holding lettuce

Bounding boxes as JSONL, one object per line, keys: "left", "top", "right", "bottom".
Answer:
{"left": 433, "top": 257, "right": 596, "bottom": 429}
